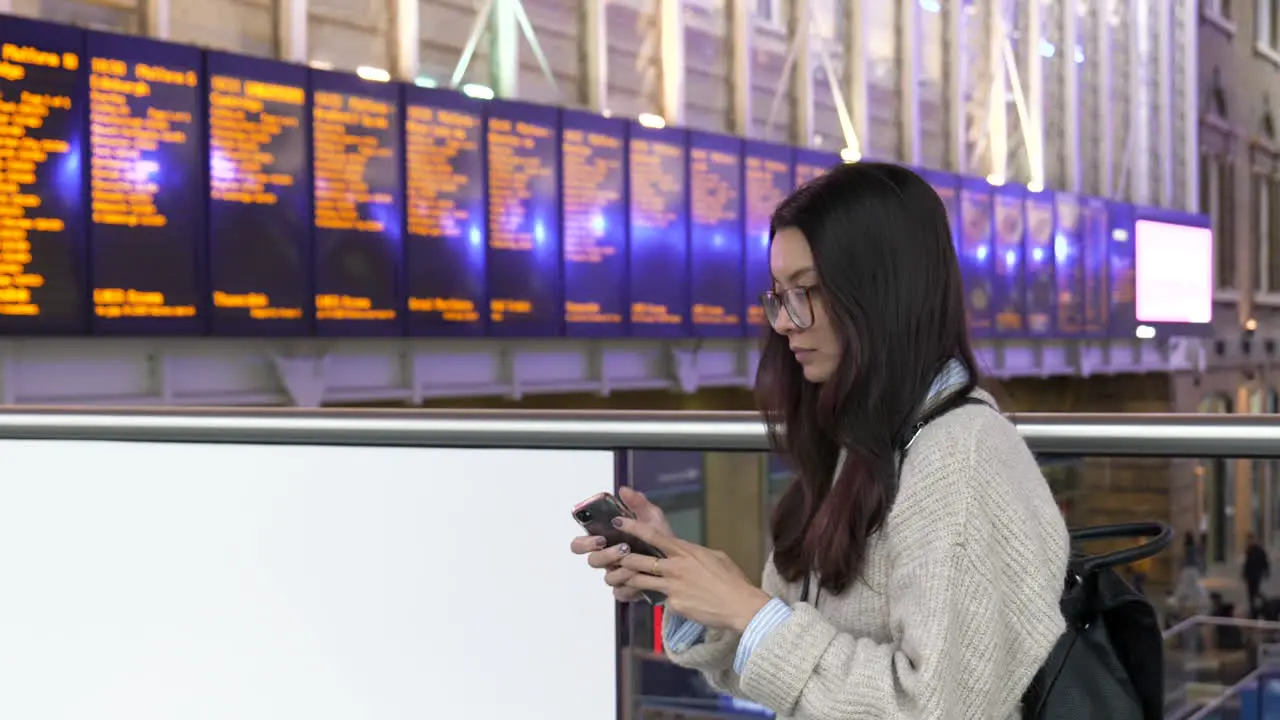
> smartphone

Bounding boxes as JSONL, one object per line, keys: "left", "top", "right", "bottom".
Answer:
{"left": 572, "top": 492, "right": 666, "bottom": 604}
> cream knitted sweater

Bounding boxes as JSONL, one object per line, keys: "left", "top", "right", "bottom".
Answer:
{"left": 664, "top": 391, "right": 1069, "bottom": 719}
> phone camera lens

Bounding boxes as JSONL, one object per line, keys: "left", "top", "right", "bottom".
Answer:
{"left": 576, "top": 509, "right": 592, "bottom": 523}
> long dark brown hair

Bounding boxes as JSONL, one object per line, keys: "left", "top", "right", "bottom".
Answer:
{"left": 756, "top": 162, "right": 980, "bottom": 594}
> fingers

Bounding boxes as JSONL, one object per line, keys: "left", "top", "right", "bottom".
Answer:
{"left": 613, "top": 586, "right": 644, "bottom": 602}
{"left": 618, "top": 486, "right": 652, "bottom": 512}
{"left": 604, "top": 566, "right": 634, "bottom": 587}
{"left": 623, "top": 572, "right": 667, "bottom": 593}
{"left": 569, "top": 535, "right": 607, "bottom": 555}
{"left": 617, "top": 552, "right": 666, "bottom": 576}
{"left": 612, "top": 516, "right": 682, "bottom": 556}
{"left": 587, "top": 543, "right": 634, "bottom": 569}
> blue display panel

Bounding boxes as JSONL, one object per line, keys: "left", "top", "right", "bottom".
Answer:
{"left": 486, "top": 99, "right": 560, "bottom": 336}
{"left": 0, "top": 17, "right": 88, "bottom": 334}
{"left": 1053, "top": 192, "right": 1085, "bottom": 336}
{"left": 957, "top": 178, "right": 993, "bottom": 338}
{"left": 628, "top": 124, "right": 688, "bottom": 337}
{"left": 310, "top": 70, "right": 402, "bottom": 335}
{"left": 561, "top": 110, "right": 626, "bottom": 337}
{"left": 991, "top": 184, "right": 1025, "bottom": 336}
{"left": 1024, "top": 188, "right": 1056, "bottom": 337}
{"left": 404, "top": 86, "right": 486, "bottom": 336}
{"left": 688, "top": 132, "right": 743, "bottom": 337}
{"left": 87, "top": 32, "right": 204, "bottom": 334}
{"left": 793, "top": 149, "right": 840, "bottom": 187}
{"left": 1081, "top": 196, "right": 1109, "bottom": 337}
{"left": 205, "top": 52, "right": 310, "bottom": 336}
{"left": 743, "top": 142, "right": 791, "bottom": 330}
{"left": 918, "top": 168, "right": 960, "bottom": 257}
{"left": 1107, "top": 201, "right": 1135, "bottom": 338}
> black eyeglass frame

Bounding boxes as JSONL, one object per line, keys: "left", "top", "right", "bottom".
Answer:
{"left": 759, "top": 286, "right": 816, "bottom": 330}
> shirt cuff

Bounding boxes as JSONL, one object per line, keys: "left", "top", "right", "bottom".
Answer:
{"left": 663, "top": 612, "right": 708, "bottom": 653}
{"left": 732, "top": 597, "right": 793, "bottom": 675}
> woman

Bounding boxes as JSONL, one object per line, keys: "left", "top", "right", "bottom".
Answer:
{"left": 571, "top": 162, "right": 1069, "bottom": 718}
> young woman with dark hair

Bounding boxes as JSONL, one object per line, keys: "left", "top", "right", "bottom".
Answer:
{"left": 570, "top": 162, "right": 1069, "bottom": 719}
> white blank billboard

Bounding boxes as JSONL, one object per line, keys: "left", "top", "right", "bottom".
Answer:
{"left": 0, "top": 440, "right": 617, "bottom": 720}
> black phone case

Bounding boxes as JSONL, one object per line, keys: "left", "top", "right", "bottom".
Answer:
{"left": 576, "top": 494, "right": 667, "bottom": 604}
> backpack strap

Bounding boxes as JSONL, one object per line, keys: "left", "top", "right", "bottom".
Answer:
{"left": 899, "top": 395, "right": 994, "bottom": 464}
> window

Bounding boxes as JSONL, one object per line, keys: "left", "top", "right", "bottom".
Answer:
{"left": 1205, "top": 154, "right": 1238, "bottom": 290}
{"left": 1256, "top": 0, "right": 1280, "bottom": 55}
{"left": 1257, "top": 173, "right": 1280, "bottom": 294}
{"left": 1206, "top": 0, "right": 1235, "bottom": 22}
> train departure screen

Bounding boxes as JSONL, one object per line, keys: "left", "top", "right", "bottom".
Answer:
{"left": 628, "top": 125, "right": 688, "bottom": 337}
{"left": 404, "top": 88, "right": 485, "bottom": 336}
{"left": 744, "top": 143, "right": 791, "bottom": 328}
{"left": 0, "top": 18, "right": 88, "bottom": 333}
{"left": 311, "top": 72, "right": 402, "bottom": 335}
{"left": 486, "top": 100, "right": 561, "bottom": 335}
{"left": 688, "top": 133, "right": 743, "bottom": 336}
{"left": 87, "top": 33, "right": 204, "bottom": 334}
{"left": 794, "top": 149, "right": 839, "bottom": 188}
{"left": 561, "top": 110, "right": 625, "bottom": 336}
{"left": 206, "top": 52, "right": 310, "bottom": 335}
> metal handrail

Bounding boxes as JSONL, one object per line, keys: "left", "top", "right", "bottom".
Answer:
{"left": 1164, "top": 615, "right": 1280, "bottom": 639}
{"left": 0, "top": 407, "right": 1278, "bottom": 455}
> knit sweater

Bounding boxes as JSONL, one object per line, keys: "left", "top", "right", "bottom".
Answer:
{"left": 663, "top": 389, "right": 1070, "bottom": 719}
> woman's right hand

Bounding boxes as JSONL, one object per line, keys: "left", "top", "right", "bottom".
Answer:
{"left": 569, "top": 486, "right": 674, "bottom": 602}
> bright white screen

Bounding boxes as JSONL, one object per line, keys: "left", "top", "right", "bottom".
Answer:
{"left": 1134, "top": 219, "right": 1213, "bottom": 324}
{"left": 0, "top": 440, "right": 617, "bottom": 720}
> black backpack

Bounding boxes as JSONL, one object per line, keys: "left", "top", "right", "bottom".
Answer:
{"left": 1020, "top": 521, "right": 1172, "bottom": 720}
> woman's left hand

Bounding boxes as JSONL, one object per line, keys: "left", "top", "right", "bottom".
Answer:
{"left": 612, "top": 516, "right": 772, "bottom": 633}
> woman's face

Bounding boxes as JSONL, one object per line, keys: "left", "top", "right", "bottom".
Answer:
{"left": 769, "top": 227, "right": 842, "bottom": 383}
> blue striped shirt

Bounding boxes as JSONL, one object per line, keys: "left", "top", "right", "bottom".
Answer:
{"left": 662, "top": 359, "right": 971, "bottom": 671}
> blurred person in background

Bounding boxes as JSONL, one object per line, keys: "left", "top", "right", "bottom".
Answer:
{"left": 572, "top": 163, "right": 1068, "bottom": 719}
{"left": 1243, "top": 533, "right": 1270, "bottom": 618}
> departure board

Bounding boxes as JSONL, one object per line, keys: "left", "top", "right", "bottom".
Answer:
{"left": 404, "top": 86, "right": 485, "bottom": 336}
{"left": 87, "top": 32, "right": 204, "bottom": 334}
{"left": 486, "top": 99, "right": 560, "bottom": 336}
{"left": 561, "top": 110, "right": 626, "bottom": 337}
{"left": 206, "top": 52, "right": 310, "bottom": 336}
{"left": 744, "top": 141, "right": 791, "bottom": 329}
{"left": 0, "top": 17, "right": 88, "bottom": 333}
{"left": 794, "top": 149, "right": 840, "bottom": 188}
{"left": 311, "top": 70, "right": 402, "bottom": 335}
{"left": 688, "top": 132, "right": 743, "bottom": 337}
{"left": 629, "top": 124, "right": 688, "bottom": 337}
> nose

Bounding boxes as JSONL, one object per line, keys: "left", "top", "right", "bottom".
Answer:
{"left": 772, "top": 310, "right": 798, "bottom": 335}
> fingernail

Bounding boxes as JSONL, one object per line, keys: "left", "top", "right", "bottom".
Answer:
{"left": 611, "top": 517, "right": 624, "bottom": 528}
{"left": 593, "top": 537, "right": 607, "bottom": 549}
{"left": 616, "top": 544, "right": 630, "bottom": 555}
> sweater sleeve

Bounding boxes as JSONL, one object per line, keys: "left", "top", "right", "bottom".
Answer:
{"left": 736, "top": 413, "right": 1067, "bottom": 719}
{"left": 663, "top": 555, "right": 785, "bottom": 694}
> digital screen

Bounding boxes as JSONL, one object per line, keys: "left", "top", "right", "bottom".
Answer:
{"left": 1053, "top": 193, "right": 1084, "bottom": 336}
{"left": 404, "top": 87, "right": 486, "bottom": 336}
{"left": 1024, "top": 190, "right": 1055, "bottom": 337}
{"left": 1134, "top": 219, "right": 1212, "bottom": 325}
{"left": 793, "top": 149, "right": 840, "bottom": 188}
{"left": 206, "top": 52, "right": 310, "bottom": 335}
{"left": 87, "top": 32, "right": 204, "bottom": 334}
{"left": 629, "top": 124, "right": 688, "bottom": 337}
{"left": 688, "top": 132, "right": 743, "bottom": 337}
{"left": 991, "top": 186, "right": 1024, "bottom": 336}
{"left": 958, "top": 179, "right": 993, "bottom": 337}
{"left": 310, "top": 71, "right": 402, "bottom": 335}
{"left": 1081, "top": 196, "right": 1109, "bottom": 336}
{"left": 743, "top": 142, "right": 790, "bottom": 330}
{"left": 0, "top": 17, "right": 88, "bottom": 334}
{"left": 561, "top": 110, "right": 626, "bottom": 337}
{"left": 1108, "top": 201, "right": 1136, "bottom": 337}
{"left": 486, "top": 99, "right": 560, "bottom": 336}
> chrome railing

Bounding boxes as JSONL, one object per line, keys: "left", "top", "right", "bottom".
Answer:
{"left": 1, "top": 408, "right": 1280, "bottom": 455}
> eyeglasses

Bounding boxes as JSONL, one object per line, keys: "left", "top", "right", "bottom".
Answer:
{"left": 759, "top": 287, "right": 815, "bottom": 330}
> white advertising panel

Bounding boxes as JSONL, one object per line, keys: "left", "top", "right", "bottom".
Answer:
{"left": 0, "top": 440, "right": 617, "bottom": 720}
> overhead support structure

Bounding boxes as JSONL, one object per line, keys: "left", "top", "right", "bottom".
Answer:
{"left": 1096, "top": 0, "right": 1115, "bottom": 197}
{"left": 1155, "top": 0, "right": 1174, "bottom": 207}
{"left": 1021, "top": 0, "right": 1044, "bottom": 189}
{"left": 144, "top": 0, "right": 171, "bottom": 40}
{"left": 581, "top": 0, "right": 609, "bottom": 113}
{"left": 790, "top": 0, "right": 813, "bottom": 147}
{"left": 1180, "top": 0, "right": 1199, "bottom": 212}
{"left": 450, "top": 0, "right": 558, "bottom": 99}
{"left": 727, "top": 0, "right": 752, "bottom": 137}
{"left": 1126, "top": 0, "right": 1152, "bottom": 204}
{"left": 944, "top": 0, "right": 967, "bottom": 173}
{"left": 986, "top": 0, "right": 1008, "bottom": 183}
{"left": 275, "top": 0, "right": 308, "bottom": 65}
{"left": 389, "top": 0, "right": 418, "bottom": 82}
{"left": 1060, "top": 0, "right": 1081, "bottom": 192}
{"left": 897, "top": 0, "right": 921, "bottom": 165}
{"left": 657, "top": 0, "right": 686, "bottom": 126}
